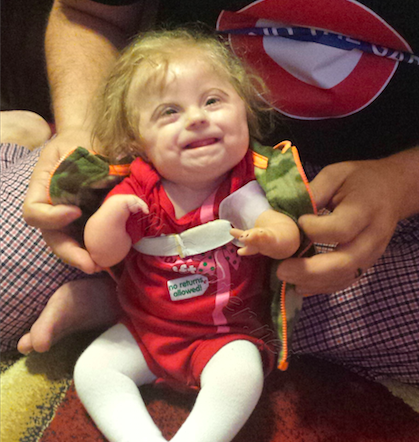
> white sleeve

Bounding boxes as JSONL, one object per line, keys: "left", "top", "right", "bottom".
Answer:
{"left": 219, "top": 180, "right": 272, "bottom": 230}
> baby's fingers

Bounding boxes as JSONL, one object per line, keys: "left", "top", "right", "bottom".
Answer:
{"left": 230, "top": 228, "right": 245, "bottom": 240}
{"left": 237, "top": 244, "right": 259, "bottom": 256}
{"left": 230, "top": 229, "right": 261, "bottom": 256}
{"left": 127, "top": 196, "right": 149, "bottom": 214}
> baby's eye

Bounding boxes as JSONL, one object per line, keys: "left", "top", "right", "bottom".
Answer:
{"left": 205, "top": 97, "right": 221, "bottom": 106}
{"left": 161, "top": 107, "right": 178, "bottom": 117}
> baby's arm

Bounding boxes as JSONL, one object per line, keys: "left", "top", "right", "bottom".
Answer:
{"left": 84, "top": 195, "right": 149, "bottom": 268}
{"left": 231, "top": 209, "right": 300, "bottom": 260}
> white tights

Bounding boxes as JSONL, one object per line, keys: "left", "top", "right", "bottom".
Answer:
{"left": 74, "top": 324, "right": 264, "bottom": 442}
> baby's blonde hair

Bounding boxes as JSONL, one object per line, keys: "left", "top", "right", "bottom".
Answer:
{"left": 93, "top": 28, "right": 271, "bottom": 161}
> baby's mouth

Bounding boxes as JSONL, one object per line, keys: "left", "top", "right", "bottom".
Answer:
{"left": 184, "top": 138, "right": 219, "bottom": 149}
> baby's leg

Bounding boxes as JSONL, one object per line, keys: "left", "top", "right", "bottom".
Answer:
{"left": 74, "top": 323, "right": 165, "bottom": 442}
{"left": 172, "top": 340, "right": 264, "bottom": 442}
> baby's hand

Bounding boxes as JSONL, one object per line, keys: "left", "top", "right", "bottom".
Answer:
{"left": 231, "top": 227, "right": 282, "bottom": 258}
{"left": 123, "top": 195, "right": 149, "bottom": 215}
{"left": 84, "top": 195, "right": 149, "bottom": 270}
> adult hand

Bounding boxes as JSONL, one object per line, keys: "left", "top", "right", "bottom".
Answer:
{"left": 23, "top": 0, "right": 147, "bottom": 273}
{"left": 276, "top": 150, "right": 419, "bottom": 294}
{"left": 22, "top": 130, "right": 101, "bottom": 274}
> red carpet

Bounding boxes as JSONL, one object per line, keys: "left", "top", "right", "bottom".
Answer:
{"left": 39, "top": 355, "right": 419, "bottom": 442}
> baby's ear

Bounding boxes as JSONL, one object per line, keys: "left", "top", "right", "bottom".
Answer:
{"left": 127, "top": 137, "right": 147, "bottom": 161}
{"left": 140, "top": 146, "right": 149, "bottom": 161}
{"left": 140, "top": 151, "right": 150, "bottom": 163}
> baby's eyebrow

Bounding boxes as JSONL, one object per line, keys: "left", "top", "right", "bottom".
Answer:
{"left": 205, "top": 88, "right": 230, "bottom": 97}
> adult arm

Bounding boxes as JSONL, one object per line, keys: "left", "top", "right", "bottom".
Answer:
{"left": 22, "top": 0, "right": 146, "bottom": 273}
{"left": 276, "top": 146, "right": 419, "bottom": 294}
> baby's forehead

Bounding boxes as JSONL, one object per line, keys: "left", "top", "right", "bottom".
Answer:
{"left": 129, "top": 54, "right": 230, "bottom": 99}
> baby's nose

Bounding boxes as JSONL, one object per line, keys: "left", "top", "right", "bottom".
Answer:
{"left": 186, "top": 108, "right": 208, "bottom": 128}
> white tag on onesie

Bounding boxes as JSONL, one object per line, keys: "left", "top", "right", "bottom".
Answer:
{"left": 168, "top": 274, "right": 209, "bottom": 301}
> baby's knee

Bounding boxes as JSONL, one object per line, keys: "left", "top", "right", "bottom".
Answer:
{"left": 238, "top": 352, "right": 264, "bottom": 393}
{"left": 204, "top": 340, "right": 265, "bottom": 391}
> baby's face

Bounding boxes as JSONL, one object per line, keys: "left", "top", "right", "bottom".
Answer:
{"left": 132, "top": 54, "right": 249, "bottom": 190}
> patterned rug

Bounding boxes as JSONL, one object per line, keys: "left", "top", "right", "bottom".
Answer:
{"left": 2, "top": 331, "right": 419, "bottom": 442}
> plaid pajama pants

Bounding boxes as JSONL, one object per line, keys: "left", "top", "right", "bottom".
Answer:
{"left": 1, "top": 143, "right": 84, "bottom": 351}
{"left": 1, "top": 143, "right": 418, "bottom": 385}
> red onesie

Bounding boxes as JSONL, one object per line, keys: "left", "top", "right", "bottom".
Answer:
{"left": 107, "top": 151, "right": 277, "bottom": 389}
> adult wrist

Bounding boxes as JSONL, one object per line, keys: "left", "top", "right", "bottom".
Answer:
{"left": 382, "top": 146, "right": 419, "bottom": 220}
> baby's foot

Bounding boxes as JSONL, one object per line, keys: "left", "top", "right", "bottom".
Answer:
{"left": 17, "top": 277, "right": 121, "bottom": 354}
